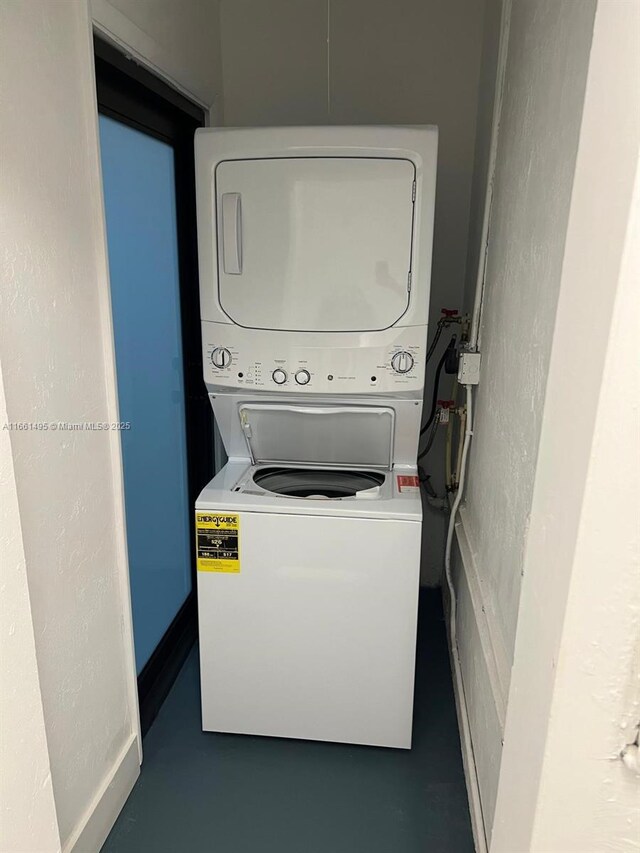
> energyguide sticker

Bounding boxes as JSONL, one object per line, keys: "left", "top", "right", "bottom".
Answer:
{"left": 196, "top": 513, "right": 240, "bottom": 573}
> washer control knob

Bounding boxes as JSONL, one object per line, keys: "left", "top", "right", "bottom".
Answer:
{"left": 272, "top": 368, "right": 287, "bottom": 385}
{"left": 211, "top": 347, "right": 232, "bottom": 369}
{"left": 391, "top": 351, "right": 414, "bottom": 374}
{"left": 295, "top": 369, "right": 311, "bottom": 385}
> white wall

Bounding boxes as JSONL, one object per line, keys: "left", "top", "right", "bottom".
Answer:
{"left": 462, "top": 0, "right": 596, "bottom": 668}
{"left": 0, "top": 2, "right": 140, "bottom": 849}
{"left": 91, "top": 0, "right": 223, "bottom": 115}
{"left": 527, "top": 171, "right": 640, "bottom": 851}
{"left": 219, "top": 0, "right": 487, "bottom": 583}
{"left": 1, "top": 1, "right": 225, "bottom": 846}
{"left": 0, "top": 372, "right": 60, "bottom": 853}
{"left": 453, "top": 0, "right": 640, "bottom": 847}
{"left": 451, "top": 0, "right": 598, "bottom": 837}
{"left": 491, "top": 1, "right": 640, "bottom": 848}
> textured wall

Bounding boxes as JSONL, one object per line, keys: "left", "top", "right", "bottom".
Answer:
{"left": 0, "top": 1, "right": 137, "bottom": 846}
{"left": 0, "top": 370, "right": 60, "bottom": 853}
{"left": 462, "top": 0, "right": 596, "bottom": 661}
{"left": 218, "top": 0, "right": 487, "bottom": 583}
{"left": 450, "top": 0, "right": 597, "bottom": 838}
{"left": 491, "top": 1, "right": 640, "bottom": 847}
{"left": 92, "top": 0, "right": 223, "bottom": 112}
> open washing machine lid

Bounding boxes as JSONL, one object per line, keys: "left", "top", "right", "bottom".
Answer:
{"left": 238, "top": 404, "right": 395, "bottom": 469}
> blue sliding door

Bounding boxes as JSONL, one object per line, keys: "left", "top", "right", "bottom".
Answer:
{"left": 99, "top": 115, "right": 192, "bottom": 673}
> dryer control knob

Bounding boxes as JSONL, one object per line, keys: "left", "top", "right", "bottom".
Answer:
{"left": 391, "top": 351, "right": 414, "bottom": 374}
{"left": 211, "top": 347, "right": 232, "bottom": 369}
{"left": 272, "top": 368, "right": 287, "bottom": 385}
{"left": 295, "top": 369, "right": 311, "bottom": 385}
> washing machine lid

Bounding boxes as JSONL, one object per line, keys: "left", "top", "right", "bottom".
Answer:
{"left": 238, "top": 404, "right": 395, "bottom": 468}
{"left": 215, "top": 157, "right": 415, "bottom": 332}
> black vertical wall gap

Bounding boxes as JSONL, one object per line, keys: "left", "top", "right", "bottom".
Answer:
{"left": 93, "top": 36, "right": 213, "bottom": 737}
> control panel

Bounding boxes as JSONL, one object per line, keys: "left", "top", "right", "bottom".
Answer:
{"left": 202, "top": 322, "right": 426, "bottom": 394}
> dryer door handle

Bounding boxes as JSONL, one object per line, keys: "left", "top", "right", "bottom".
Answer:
{"left": 221, "top": 192, "right": 243, "bottom": 274}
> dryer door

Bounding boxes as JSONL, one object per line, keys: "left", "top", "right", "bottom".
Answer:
{"left": 215, "top": 157, "right": 415, "bottom": 332}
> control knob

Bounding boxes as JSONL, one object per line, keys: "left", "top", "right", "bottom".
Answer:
{"left": 295, "top": 369, "right": 311, "bottom": 385}
{"left": 391, "top": 351, "right": 414, "bottom": 374}
{"left": 272, "top": 368, "right": 287, "bottom": 385}
{"left": 211, "top": 347, "right": 232, "bottom": 369}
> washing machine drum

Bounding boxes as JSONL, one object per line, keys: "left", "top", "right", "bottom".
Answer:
{"left": 253, "top": 467, "right": 385, "bottom": 499}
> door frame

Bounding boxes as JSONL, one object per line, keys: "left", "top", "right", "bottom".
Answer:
{"left": 94, "top": 36, "right": 213, "bottom": 735}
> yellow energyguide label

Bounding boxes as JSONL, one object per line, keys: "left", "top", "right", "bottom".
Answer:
{"left": 196, "top": 512, "right": 240, "bottom": 573}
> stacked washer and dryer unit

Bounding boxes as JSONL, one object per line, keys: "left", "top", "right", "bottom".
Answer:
{"left": 195, "top": 127, "right": 437, "bottom": 749}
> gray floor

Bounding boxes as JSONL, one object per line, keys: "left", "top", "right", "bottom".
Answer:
{"left": 103, "top": 591, "right": 473, "bottom": 852}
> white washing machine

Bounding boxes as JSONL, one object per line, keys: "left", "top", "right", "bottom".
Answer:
{"left": 194, "top": 126, "right": 437, "bottom": 749}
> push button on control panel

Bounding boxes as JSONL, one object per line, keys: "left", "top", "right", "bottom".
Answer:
{"left": 272, "top": 368, "right": 287, "bottom": 385}
{"left": 211, "top": 347, "right": 232, "bottom": 369}
{"left": 295, "top": 369, "right": 311, "bottom": 385}
{"left": 391, "top": 351, "right": 414, "bottom": 374}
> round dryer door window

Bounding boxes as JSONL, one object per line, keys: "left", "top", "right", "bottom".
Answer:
{"left": 253, "top": 467, "right": 385, "bottom": 499}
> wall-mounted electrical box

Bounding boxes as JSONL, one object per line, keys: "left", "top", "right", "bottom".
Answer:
{"left": 458, "top": 351, "right": 481, "bottom": 385}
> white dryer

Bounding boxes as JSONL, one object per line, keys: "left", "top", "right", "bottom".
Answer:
{"left": 194, "top": 127, "right": 437, "bottom": 749}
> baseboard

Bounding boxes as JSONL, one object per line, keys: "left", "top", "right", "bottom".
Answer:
{"left": 62, "top": 733, "right": 139, "bottom": 853}
{"left": 448, "top": 508, "right": 512, "bottom": 848}
{"left": 443, "top": 578, "right": 488, "bottom": 853}
{"left": 137, "top": 592, "right": 197, "bottom": 737}
{"left": 456, "top": 507, "right": 509, "bottom": 727}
